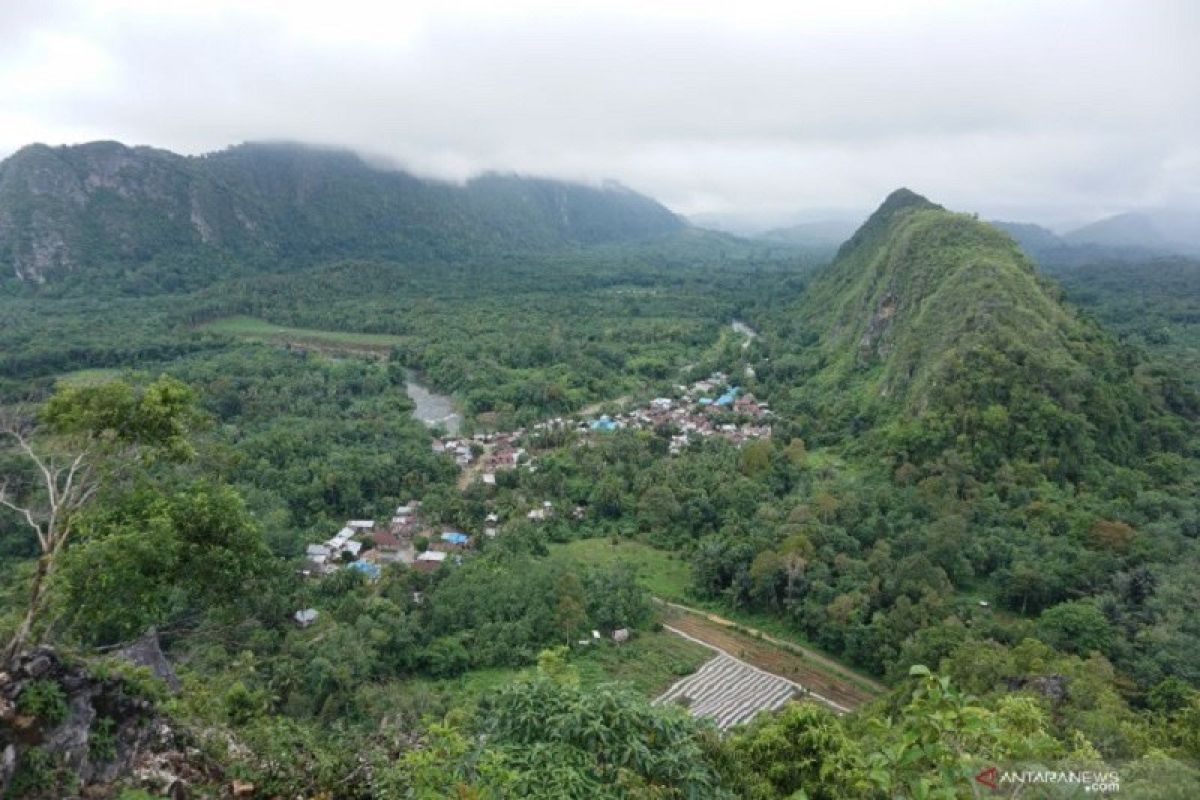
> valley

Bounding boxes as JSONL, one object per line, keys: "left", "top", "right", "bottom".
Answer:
{"left": 0, "top": 144, "right": 1198, "bottom": 798}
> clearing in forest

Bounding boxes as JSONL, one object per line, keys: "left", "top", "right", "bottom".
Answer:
{"left": 660, "top": 604, "right": 882, "bottom": 714}
{"left": 199, "top": 316, "right": 407, "bottom": 357}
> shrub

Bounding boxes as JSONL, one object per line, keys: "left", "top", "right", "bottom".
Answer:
{"left": 17, "top": 679, "right": 68, "bottom": 726}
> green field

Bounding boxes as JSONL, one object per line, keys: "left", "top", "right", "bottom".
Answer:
{"left": 415, "top": 627, "right": 710, "bottom": 701}
{"left": 200, "top": 316, "right": 408, "bottom": 353}
{"left": 549, "top": 538, "right": 694, "bottom": 602}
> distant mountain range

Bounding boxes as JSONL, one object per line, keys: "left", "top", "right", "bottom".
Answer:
{"left": 996, "top": 210, "right": 1200, "bottom": 265}
{"left": 0, "top": 141, "right": 685, "bottom": 284}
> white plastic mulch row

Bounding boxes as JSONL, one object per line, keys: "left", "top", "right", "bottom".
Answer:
{"left": 655, "top": 653, "right": 798, "bottom": 730}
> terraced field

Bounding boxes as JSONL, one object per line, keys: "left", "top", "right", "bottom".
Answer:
{"left": 655, "top": 654, "right": 798, "bottom": 730}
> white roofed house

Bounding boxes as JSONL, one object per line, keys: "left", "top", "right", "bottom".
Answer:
{"left": 293, "top": 608, "right": 319, "bottom": 627}
{"left": 347, "top": 520, "right": 375, "bottom": 530}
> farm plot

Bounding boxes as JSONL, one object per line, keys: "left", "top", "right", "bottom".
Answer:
{"left": 663, "top": 609, "right": 879, "bottom": 712}
{"left": 655, "top": 654, "right": 798, "bottom": 730}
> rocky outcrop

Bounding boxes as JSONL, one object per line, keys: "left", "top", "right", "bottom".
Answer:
{"left": 0, "top": 647, "right": 221, "bottom": 799}
{"left": 116, "top": 629, "right": 181, "bottom": 694}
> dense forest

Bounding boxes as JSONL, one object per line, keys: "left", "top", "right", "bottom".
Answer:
{"left": 1, "top": 153, "right": 1198, "bottom": 798}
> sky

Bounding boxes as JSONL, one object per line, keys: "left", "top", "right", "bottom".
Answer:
{"left": 2, "top": 0, "right": 1198, "bottom": 228}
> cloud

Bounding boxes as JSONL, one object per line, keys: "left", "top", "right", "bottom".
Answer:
{"left": 1, "top": 0, "right": 1197, "bottom": 224}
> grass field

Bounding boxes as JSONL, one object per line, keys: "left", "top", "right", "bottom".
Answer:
{"left": 548, "top": 538, "right": 693, "bottom": 602}
{"left": 574, "top": 628, "right": 711, "bottom": 695}
{"left": 200, "top": 316, "right": 408, "bottom": 354}
{"left": 415, "top": 627, "right": 712, "bottom": 702}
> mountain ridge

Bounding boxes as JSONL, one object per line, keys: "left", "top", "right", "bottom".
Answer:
{"left": 0, "top": 140, "right": 685, "bottom": 285}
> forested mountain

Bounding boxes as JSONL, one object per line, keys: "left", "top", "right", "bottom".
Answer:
{"left": 785, "top": 189, "right": 1185, "bottom": 482}
{"left": 0, "top": 140, "right": 684, "bottom": 285}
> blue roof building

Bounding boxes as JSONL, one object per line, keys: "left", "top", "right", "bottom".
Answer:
{"left": 590, "top": 415, "right": 619, "bottom": 431}
{"left": 349, "top": 560, "right": 381, "bottom": 580}
{"left": 441, "top": 531, "right": 470, "bottom": 546}
{"left": 715, "top": 387, "right": 742, "bottom": 406}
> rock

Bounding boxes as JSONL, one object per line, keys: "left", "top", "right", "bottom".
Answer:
{"left": 167, "top": 777, "right": 190, "bottom": 800}
{"left": 232, "top": 778, "right": 256, "bottom": 796}
{"left": 22, "top": 653, "right": 52, "bottom": 679}
{"left": 116, "top": 628, "right": 181, "bottom": 694}
{"left": 0, "top": 744, "right": 14, "bottom": 796}
{"left": 1005, "top": 674, "right": 1068, "bottom": 704}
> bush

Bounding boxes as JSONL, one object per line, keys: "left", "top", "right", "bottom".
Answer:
{"left": 17, "top": 679, "right": 68, "bottom": 726}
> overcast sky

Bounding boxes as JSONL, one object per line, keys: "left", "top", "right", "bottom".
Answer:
{"left": 2, "top": 0, "right": 1197, "bottom": 227}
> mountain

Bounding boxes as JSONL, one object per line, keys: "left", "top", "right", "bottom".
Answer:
{"left": 1062, "top": 210, "right": 1200, "bottom": 257}
{"left": 990, "top": 220, "right": 1066, "bottom": 256}
{"left": 792, "top": 188, "right": 1165, "bottom": 478}
{"left": 758, "top": 219, "right": 858, "bottom": 249}
{"left": 0, "top": 141, "right": 684, "bottom": 284}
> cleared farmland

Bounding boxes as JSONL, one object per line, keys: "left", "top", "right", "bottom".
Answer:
{"left": 660, "top": 606, "right": 881, "bottom": 714}
{"left": 655, "top": 653, "right": 798, "bottom": 730}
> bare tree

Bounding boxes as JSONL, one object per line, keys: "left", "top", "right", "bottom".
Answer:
{"left": 1, "top": 420, "right": 97, "bottom": 662}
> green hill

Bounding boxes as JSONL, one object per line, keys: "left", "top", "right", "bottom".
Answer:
{"left": 791, "top": 189, "right": 1180, "bottom": 481}
{"left": 0, "top": 140, "right": 684, "bottom": 286}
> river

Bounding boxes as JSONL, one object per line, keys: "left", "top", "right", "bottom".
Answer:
{"left": 404, "top": 372, "right": 462, "bottom": 435}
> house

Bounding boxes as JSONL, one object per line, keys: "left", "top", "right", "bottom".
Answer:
{"left": 415, "top": 550, "right": 448, "bottom": 572}
{"left": 293, "top": 608, "right": 319, "bottom": 628}
{"left": 482, "top": 473, "right": 496, "bottom": 485}
{"left": 347, "top": 520, "right": 375, "bottom": 530}
{"left": 441, "top": 531, "right": 470, "bottom": 547}
{"left": 612, "top": 628, "right": 630, "bottom": 644}
{"left": 485, "top": 513, "right": 499, "bottom": 524}
{"left": 371, "top": 531, "right": 402, "bottom": 551}
{"left": 306, "top": 544, "right": 331, "bottom": 558}
{"left": 590, "top": 415, "right": 619, "bottom": 432}
{"left": 342, "top": 540, "right": 363, "bottom": 558}
{"left": 527, "top": 508, "right": 546, "bottom": 521}
{"left": 484, "top": 527, "right": 498, "bottom": 538}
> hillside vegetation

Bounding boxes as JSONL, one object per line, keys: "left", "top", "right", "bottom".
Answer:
{"left": 0, "top": 140, "right": 683, "bottom": 286}
{"left": 782, "top": 189, "right": 1179, "bottom": 483}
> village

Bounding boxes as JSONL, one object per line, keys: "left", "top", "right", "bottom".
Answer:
{"left": 300, "top": 371, "right": 772, "bottom": 592}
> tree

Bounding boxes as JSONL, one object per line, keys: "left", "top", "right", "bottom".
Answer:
{"left": 0, "top": 420, "right": 97, "bottom": 661}
{"left": 1037, "top": 600, "right": 1116, "bottom": 656}
{"left": 0, "top": 377, "right": 198, "bottom": 660}
{"left": 725, "top": 702, "right": 867, "bottom": 799}
{"left": 57, "top": 482, "right": 275, "bottom": 644}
